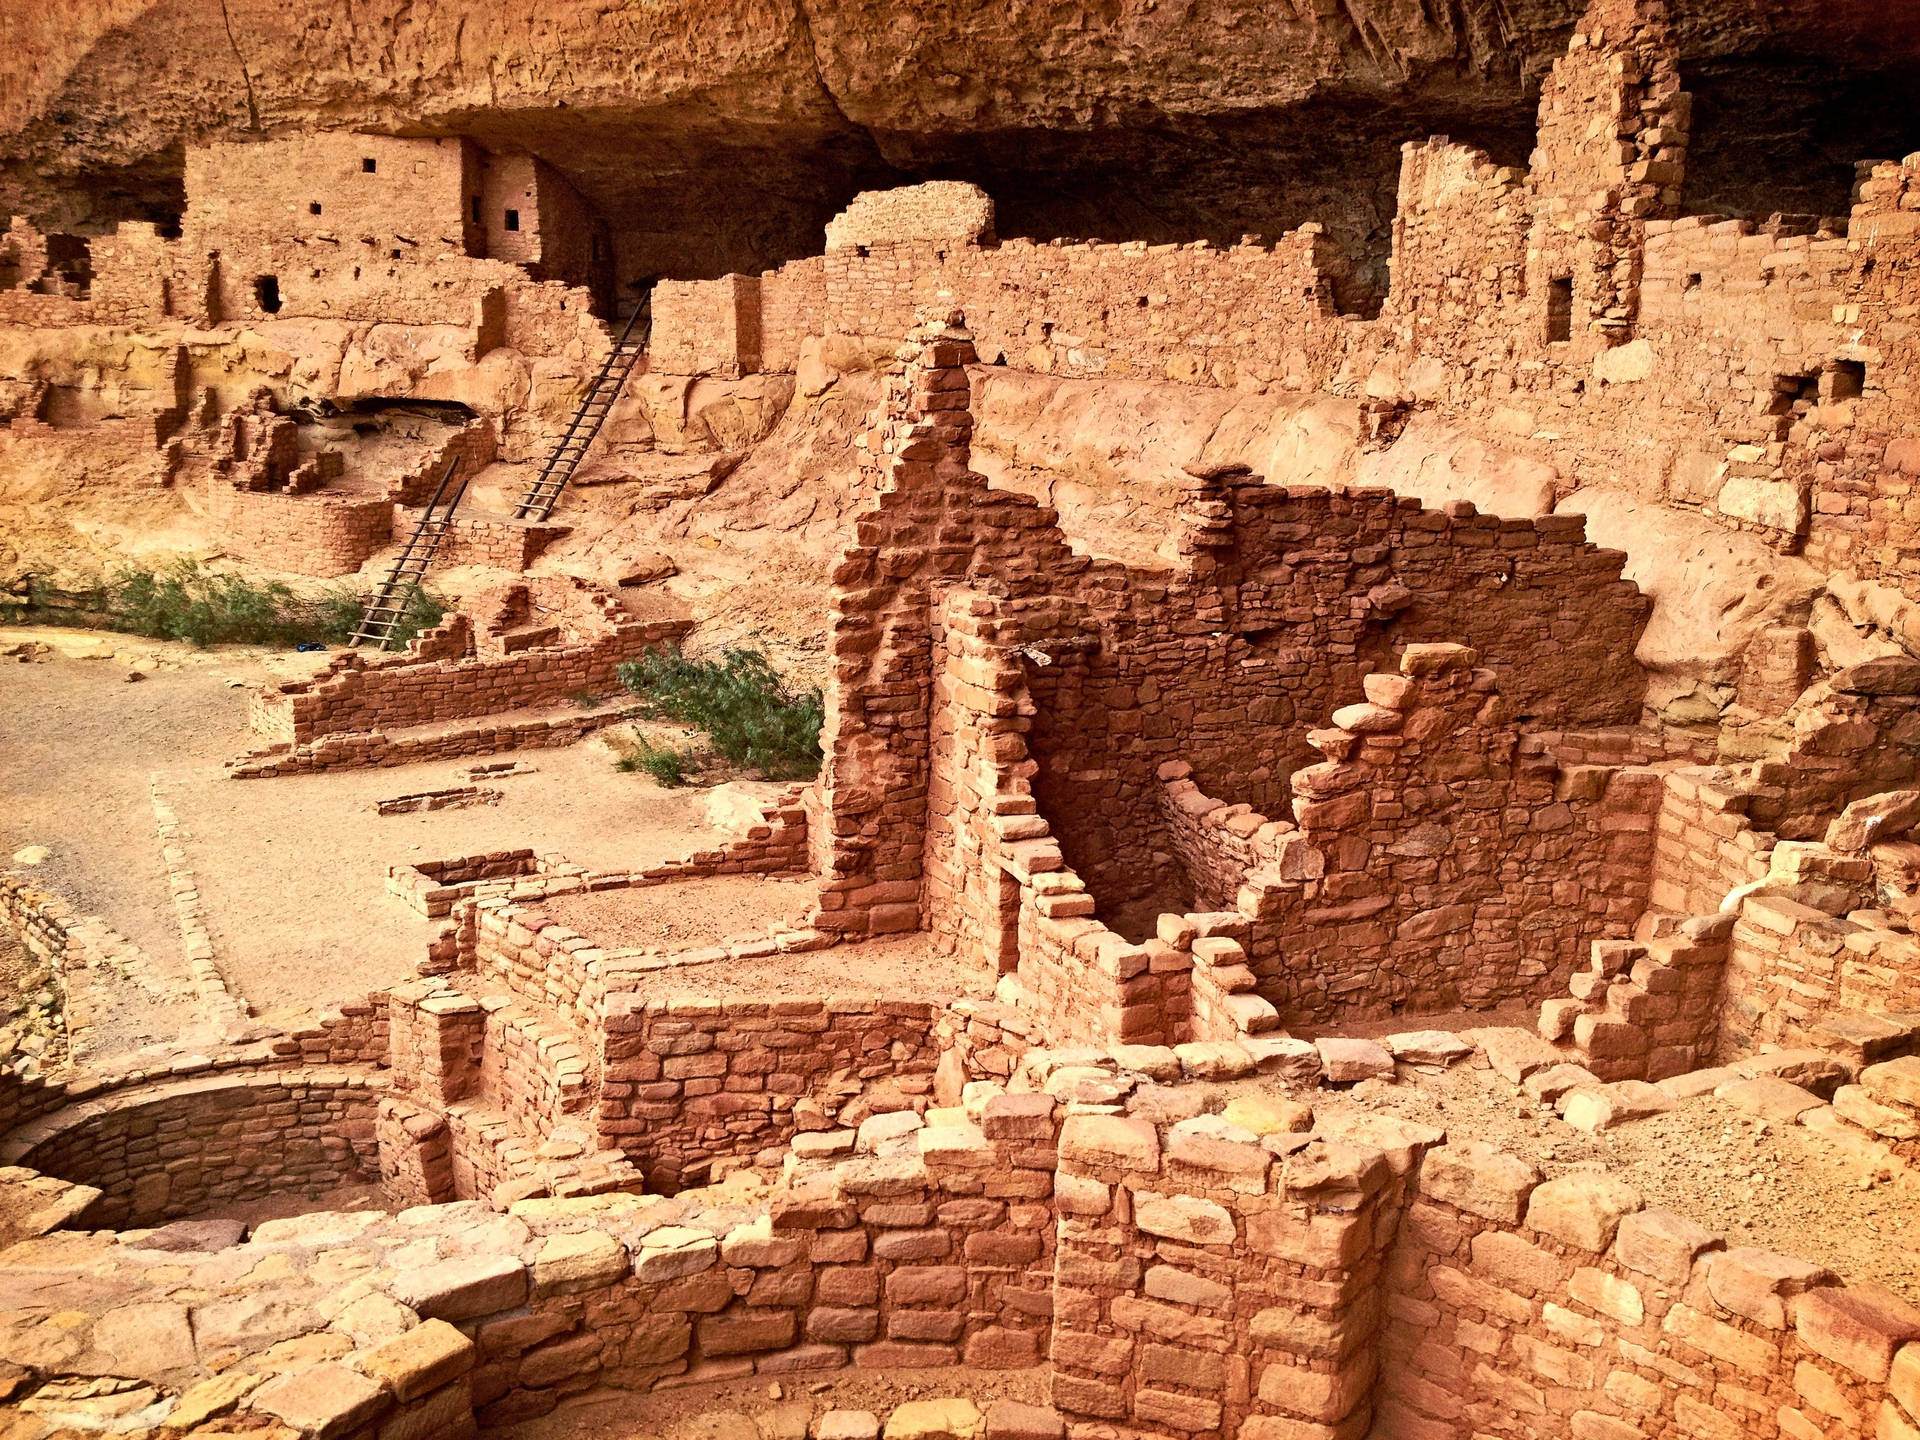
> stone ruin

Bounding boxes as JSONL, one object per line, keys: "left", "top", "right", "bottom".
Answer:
{"left": 5, "top": 2, "right": 1920, "bottom": 1440}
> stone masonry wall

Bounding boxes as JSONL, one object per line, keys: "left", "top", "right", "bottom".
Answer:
{"left": 1224, "top": 643, "right": 1663, "bottom": 1025}
{"left": 598, "top": 997, "right": 943, "bottom": 1192}
{"left": 14, "top": 1069, "right": 383, "bottom": 1228}
{"left": 650, "top": 275, "right": 761, "bottom": 377}
{"left": 245, "top": 612, "right": 689, "bottom": 746}
{"left": 1383, "top": 1140, "right": 1920, "bottom": 1440}
{"left": 1048, "top": 1110, "right": 1427, "bottom": 1439}
{"left": 203, "top": 479, "right": 393, "bottom": 578}
{"left": 1019, "top": 483, "right": 1651, "bottom": 931}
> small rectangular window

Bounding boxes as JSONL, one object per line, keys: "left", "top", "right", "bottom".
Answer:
{"left": 309, "top": 202, "right": 322, "bottom": 216}
{"left": 504, "top": 209, "right": 520, "bottom": 232}
{"left": 470, "top": 197, "right": 481, "bottom": 224}
{"left": 362, "top": 157, "right": 377, "bottom": 173}
{"left": 255, "top": 275, "right": 282, "bottom": 314}
{"left": 1546, "top": 276, "right": 1573, "bottom": 343}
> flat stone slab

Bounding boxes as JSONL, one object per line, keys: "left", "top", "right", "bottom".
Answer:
{"left": 1716, "top": 1075, "right": 1824, "bottom": 1123}
{"left": 1316, "top": 1036, "right": 1396, "bottom": 1084}
{"left": 1385, "top": 1030, "right": 1474, "bottom": 1066}
{"left": 1559, "top": 1081, "right": 1675, "bottom": 1132}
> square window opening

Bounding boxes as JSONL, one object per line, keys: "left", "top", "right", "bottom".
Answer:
{"left": 309, "top": 202, "right": 322, "bottom": 216}
{"left": 504, "top": 209, "right": 520, "bottom": 232}
{"left": 362, "top": 157, "right": 377, "bottom": 173}
{"left": 1827, "top": 360, "right": 1866, "bottom": 401}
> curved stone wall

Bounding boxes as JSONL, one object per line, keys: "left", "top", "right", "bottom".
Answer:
{"left": 11, "top": 1068, "right": 385, "bottom": 1229}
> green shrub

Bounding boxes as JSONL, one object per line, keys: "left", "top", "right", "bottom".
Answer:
{"left": 615, "top": 734, "right": 691, "bottom": 787}
{"left": 617, "top": 646, "right": 823, "bottom": 780}
{"left": 2, "top": 559, "right": 446, "bottom": 651}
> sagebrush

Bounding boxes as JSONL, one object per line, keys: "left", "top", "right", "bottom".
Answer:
{"left": 3, "top": 560, "right": 446, "bottom": 650}
{"left": 617, "top": 646, "right": 824, "bottom": 779}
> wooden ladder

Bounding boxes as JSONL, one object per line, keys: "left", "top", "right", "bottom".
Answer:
{"left": 349, "top": 456, "right": 468, "bottom": 650}
{"left": 511, "top": 302, "right": 648, "bottom": 522}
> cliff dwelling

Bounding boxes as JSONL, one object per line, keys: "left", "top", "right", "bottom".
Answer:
{"left": 6, "top": 4, "right": 1920, "bottom": 1440}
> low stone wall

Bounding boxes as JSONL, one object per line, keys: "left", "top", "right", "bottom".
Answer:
{"left": 9, "top": 1068, "right": 385, "bottom": 1228}
{"left": 244, "top": 603, "right": 687, "bottom": 748}
{"left": 391, "top": 508, "right": 568, "bottom": 571}
{"left": 229, "top": 702, "right": 643, "bottom": 777}
{"left": 5, "top": 1042, "right": 1920, "bottom": 1440}
{"left": 387, "top": 847, "right": 541, "bottom": 918}
{"left": 1385, "top": 1143, "right": 1920, "bottom": 1440}
{"left": 204, "top": 480, "right": 393, "bottom": 578}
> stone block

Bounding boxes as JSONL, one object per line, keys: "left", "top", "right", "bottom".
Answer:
{"left": 532, "top": 1230, "right": 628, "bottom": 1297}
{"left": 1708, "top": 1248, "right": 1836, "bottom": 1329}
{"left": 698, "top": 1309, "right": 797, "bottom": 1356}
{"left": 250, "top": 1363, "right": 390, "bottom": 1440}
{"left": 1058, "top": 1114, "right": 1160, "bottom": 1172}
{"left": 1419, "top": 1140, "right": 1542, "bottom": 1222}
{"left": 389, "top": 1256, "right": 527, "bottom": 1322}
{"left": 354, "top": 1320, "right": 475, "bottom": 1403}
{"left": 1316, "top": 1037, "right": 1395, "bottom": 1083}
{"left": 1716, "top": 1075, "right": 1823, "bottom": 1122}
{"left": 1613, "top": 1208, "right": 1719, "bottom": 1285}
{"left": 1526, "top": 1172, "right": 1643, "bottom": 1252}
{"left": 983, "top": 1400, "right": 1064, "bottom": 1440}
{"left": 1384, "top": 1030, "right": 1473, "bottom": 1065}
{"left": 1793, "top": 1286, "right": 1920, "bottom": 1382}
{"left": 634, "top": 1227, "right": 721, "bottom": 1283}
{"left": 1133, "top": 1190, "right": 1236, "bottom": 1246}
{"left": 1559, "top": 1081, "right": 1673, "bottom": 1132}
{"left": 1222, "top": 1094, "right": 1314, "bottom": 1136}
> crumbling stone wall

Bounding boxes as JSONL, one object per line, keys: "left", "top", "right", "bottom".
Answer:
{"left": 812, "top": 317, "right": 1084, "bottom": 940}
{"left": 1217, "top": 644, "right": 1661, "bottom": 1024}
{"left": 1018, "top": 483, "right": 1652, "bottom": 929}
{"left": 824, "top": 182, "right": 995, "bottom": 252}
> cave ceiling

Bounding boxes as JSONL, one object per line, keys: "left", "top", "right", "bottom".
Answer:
{"left": 5, "top": 0, "right": 1920, "bottom": 276}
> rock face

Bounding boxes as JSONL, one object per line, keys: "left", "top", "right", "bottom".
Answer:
{"left": 5, "top": 0, "right": 1918, "bottom": 287}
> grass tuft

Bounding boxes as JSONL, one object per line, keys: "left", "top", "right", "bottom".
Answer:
{"left": 2, "top": 559, "right": 446, "bottom": 651}
{"left": 617, "top": 646, "right": 823, "bottom": 780}
{"left": 614, "top": 734, "right": 692, "bottom": 787}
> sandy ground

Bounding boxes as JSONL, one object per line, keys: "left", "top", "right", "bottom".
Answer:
{"left": 542, "top": 876, "right": 820, "bottom": 954}
{"left": 1305, "top": 1061, "right": 1920, "bottom": 1303}
{"left": 0, "top": 628, "right": 741, "bottom": 1042}
{"left": 500, "top": 1366, "right": 1049, "bottom": 1440}
{"left": 168, "top": 742, "right": 713, "bottom": 1021}
{"left": 606, "top": 932, "right": 998, "bottom": 1004}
